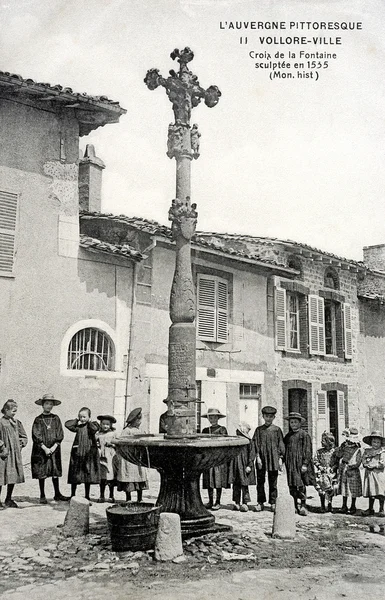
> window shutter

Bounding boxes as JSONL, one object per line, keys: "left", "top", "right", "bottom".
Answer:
{"left": 275, "top": 287, "right": 287, "bottom": 350}
{"left": 217, "top": 279, "right": 228, "bottom": 342}
{"left": 0, "top": 190, "right": 18, "bottom": 275}
{"left": 316, "top": 390, "right": 328, "bottom": 445}
{"left": 308, "top": 295, "right": 319, "bottom": 354}
{"left": 337, "top": 391, "right": 345, "bottom": 445}
{"left": 343, "top": 303, "right": 353, "bottom": 359}
{"left": 197, "top": 275, "right": 217, "bottom": 341}
{"left": 317, "top": 296, "right": 326, "bottom": 355}
{"left": 308, "top": 295, "right": 325, "bottom": 355}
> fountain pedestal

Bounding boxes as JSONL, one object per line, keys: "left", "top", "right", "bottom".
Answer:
{"left": 115, "top": 435, "right": 248, "bottom": 536}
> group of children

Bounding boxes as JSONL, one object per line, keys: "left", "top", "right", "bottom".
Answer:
{"left": 201, "top": 406, "right": 385, "bottom": 517}
{"left": 0, "top": 394, "right": 148, "bottom": 507}
{"left": 1, "top": 395, "right": 384, "bottom": 518}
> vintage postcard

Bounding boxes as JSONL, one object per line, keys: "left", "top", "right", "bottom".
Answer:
{"left": 0, "top": 1, "right": 384, "bottom": 598}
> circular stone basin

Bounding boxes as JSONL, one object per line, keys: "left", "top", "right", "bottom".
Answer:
{"left": 114, "top": 434, "right": 248, "bottom": 536}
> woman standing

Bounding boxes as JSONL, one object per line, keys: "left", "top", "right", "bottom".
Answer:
{"left": 0, "top": 400, "right": 28, "bottom": 508}
{"left": 113, "top": 407, "right": 148, "bottom": 503}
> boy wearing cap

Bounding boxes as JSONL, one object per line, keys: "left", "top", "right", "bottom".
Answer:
{"left": 31, "top": 394, "right": 68, "bottom": 503}
{"left": 284, "top": 412, "right": 315, "bottom": 516}
{"left": 252, "top": 406, "right": 285, "bottom": 512}
{"left": 202, "top": 408, "right": 230, "bottom": 510}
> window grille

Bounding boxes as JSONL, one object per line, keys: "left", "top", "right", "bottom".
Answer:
{"left": 68, "top": 328, "right": 114, "bottom": 371}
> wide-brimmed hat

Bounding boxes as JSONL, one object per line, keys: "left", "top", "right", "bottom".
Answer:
{"left": 363, "top": 430, "right": 385, "bottom": 446}
{"left": 201, "top": 407, "right": 226, "bottom": 419}
{"left": 35, "top": 393, "right": 61, "bottom": 406}
{"left": 125, "top": 407, "right": 142, "bottom": 426}
{"left": 97, "top": 414, "right": 117, "bottom": 424}
{"left": 262, "top": 405, "right": 277, "bottom": 415}
{"left": 284, "top": 412, "right": 306, "bottom": 423}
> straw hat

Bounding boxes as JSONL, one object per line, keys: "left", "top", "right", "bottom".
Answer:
{"left": 362, "top": 430, "right": 385, "bottom": 446}
{"left": 284, "top": 411, "right": 305, "bottom": 423}
{"left": 201, "top": 407, "right": 226, "bottom": 419}
{"left": 35, "top": 393, "right": 61, "bottom": 406}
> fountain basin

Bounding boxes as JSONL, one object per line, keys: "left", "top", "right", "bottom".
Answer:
{"left": 115, "top": 434, "right": 248, "bottom": 537}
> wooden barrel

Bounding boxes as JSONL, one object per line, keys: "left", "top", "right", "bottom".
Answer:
{"left": 106, "top": 502, "right": 161, "bottom": 552}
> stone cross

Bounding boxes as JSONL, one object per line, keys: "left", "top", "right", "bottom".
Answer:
{"left": 145, "top": 48, "right": 221, "bottom": 435}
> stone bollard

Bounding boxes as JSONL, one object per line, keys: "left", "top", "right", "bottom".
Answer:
{"left": 154, "top": 513, "right": 183, "bottom": 561}
{"left": 62, "top": 497, "right": 90, "bottom": 537}
{"left": 272, "top": 494, "right": 296, "bottom": 540}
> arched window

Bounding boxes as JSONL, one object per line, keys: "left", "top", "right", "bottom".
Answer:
{"left": 324, "top": 267, "right": 339, "bottom": 290}
{"left": 67, "top": 328, "right": 114, "bottom": 371}
{"left": 287, "top": 255, "right": 303, "bottom": 279}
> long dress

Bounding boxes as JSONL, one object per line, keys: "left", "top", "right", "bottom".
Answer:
{"left": 228, "top": 436, "right": 256, "bottom": 487}
{"left": 202, "top": 424, "right": 230, "bottom": 489}
{"left": 96, "top": 429, "right": 116, "bottom": 482}
{"left": 331, "top": 441, "right": 362, "bottom": 498}
{"left": 284, "top": 429, "right": 316, "bottom": 488}
{"left": 65, "top": 419, "right": 100, "bottom": 484}
{"left": 0, "top": 416, "right": 28, "bottom": 485}
{"left": 362, "top": 447, "right": 385, "bottom": 497}
{"left": 31, "top": 413, "right": 64, "bottom": 479}
{"left": 113, "top": 426, "right": 149, "bottom": 492}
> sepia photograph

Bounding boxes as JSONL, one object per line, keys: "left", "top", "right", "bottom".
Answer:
{"left": 0, "top": 1, "right": 385, "bottom": 598}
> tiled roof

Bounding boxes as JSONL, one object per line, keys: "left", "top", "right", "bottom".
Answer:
{"left": 197, "top": 232, "right": 364, "bottom": 268}
{"left": 79, "top": 212, "right": 290, "bottom": 271}
{"left": 79, "top": 234, "right": 144, "bottom": 262}
{"left": 0, "top": 71, "right": 126, "bottom": 135}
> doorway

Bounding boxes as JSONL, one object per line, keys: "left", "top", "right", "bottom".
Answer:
{"left": 327, "top": 390, "right": 338, "bottom": 443}
{"left": 288, "top": 388, "right": 308, "bottom": 431}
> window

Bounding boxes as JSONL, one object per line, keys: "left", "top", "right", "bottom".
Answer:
{"left": 0, "top": 190, "right": 18, "bottom": 276}
{"left": 324, "top": 267, "right": 339, "bottom": 290}
{"left": 68, "top": 328, "right": 114, "bottom": 371}
{"left": 287, "top": 292, "right": 300, "bottom": 351}
{"left": 324, "top": 300, "right": 337, "bottom": 355}
{"left": 197, "top": 274, "right": 228, "bottom": 342}
{"left": 275, "top": 288, "right": 301, "bottom": 352}
{"left": 239, "top": 384, "right": 261, "bottom": 427}
{"left": 309, "top": 294, "right": 352, "bottom": 359}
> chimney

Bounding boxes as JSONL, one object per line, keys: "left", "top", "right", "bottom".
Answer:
{"left": 363, "top": 244, "right": 385, "bottom": 271}
{"left": 78, "top": 144, "right": 105, "bottom": 212}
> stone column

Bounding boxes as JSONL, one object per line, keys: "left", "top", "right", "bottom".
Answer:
{"left": 144, "top": 47, "right": 221, "bottom": 436}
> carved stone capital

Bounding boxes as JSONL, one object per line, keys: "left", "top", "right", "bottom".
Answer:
{"left": 168, "top": 197, "right": 197, "bottom": 241}
{"left": 167, "top": 123, "right": 192, "bottom": 159}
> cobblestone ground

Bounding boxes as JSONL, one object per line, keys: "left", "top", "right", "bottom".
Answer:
{"left": 1, "top": 471, "right": 385, "bottom": 599}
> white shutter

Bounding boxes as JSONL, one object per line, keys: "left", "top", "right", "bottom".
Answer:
{"left": 0, "top": 190, "right": 18, "bottom": 275}
{"left": 317, "top": 296, "right": 326, "bottom": 355}
{"left": 316, "top": 390, "right": 328, "bottom": 445}
{"left": 337, "top": 391, "right": 345, "bottom": 445}
{"left": 308, "top": 295, "right": 325, "bottom": 356}
{"left": 275, "top": 287, "right": 287, "bottom": 350}
{"left": 217, "top": 279, "right": 228, "bottom": 342}
{"left": 343, "top": 303, "right": 353, "bottom": 359}
{"left": 197, "top": 275, "right": 216, "bottom": 341}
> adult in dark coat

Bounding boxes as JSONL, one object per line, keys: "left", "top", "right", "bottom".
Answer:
{"left": 252, "top": 405, "right": 285, "bottom": 511}
{"left": 283, "top": 412, "right": 316, "bottom": 516}
{"left": 66, "top": 407, "right": 100, "bottom": 500}
{"left": 31, "top": 393, "right": 68, "bottom": 503}
{"left": 229, "top": 422, "right": 256, "bottom": 511}
{"left": 202, "top": 408, "right": 230, "bottom": 510}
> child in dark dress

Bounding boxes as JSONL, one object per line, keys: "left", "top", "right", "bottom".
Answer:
{"left": 202, "top": 408, "right": 230, "bottom": 510}
{"left": 229, "top": 422, "right": 256, "bottom": 512}
{"left": 31, "top": 393, "right": 68, "bottom": 503}
{"left": 65, "top": 407, "right": 100, "bottom": 501}
{"left": 283, "top": 412, "right": 315, "bottom": 516}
